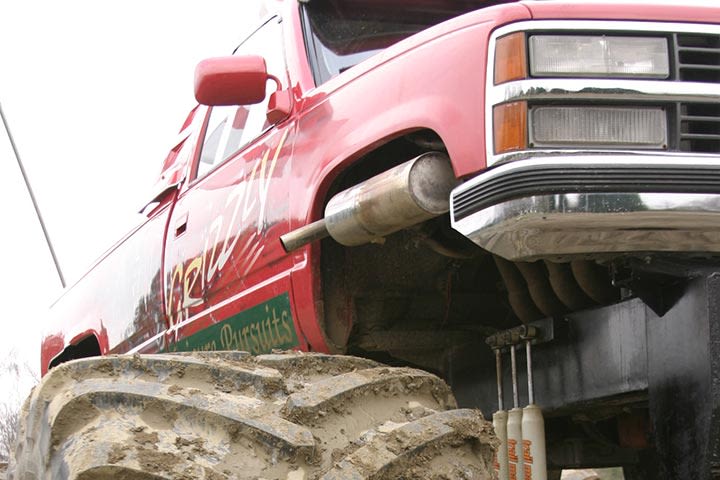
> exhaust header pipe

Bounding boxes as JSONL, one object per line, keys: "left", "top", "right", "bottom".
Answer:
{"left": 281, "top": 152, "right": 458, "bottom": 252}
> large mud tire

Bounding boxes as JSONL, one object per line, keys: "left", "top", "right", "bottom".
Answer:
{"left": 10, "top": 352, "right": 497, "bottom": 479}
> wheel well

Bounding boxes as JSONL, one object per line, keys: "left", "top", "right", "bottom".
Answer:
{"left": 48, "top": 335, "right": 101, "bottom": 370}
{"left": 317, "top": 129, "right": 620, "bottom": 379}
{"left": 317, "top": 129, "right": 506, "bottom": 367}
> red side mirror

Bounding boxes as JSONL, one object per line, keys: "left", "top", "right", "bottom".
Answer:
{"left": 194, "top": 55, "right": 268, "bottom": 106}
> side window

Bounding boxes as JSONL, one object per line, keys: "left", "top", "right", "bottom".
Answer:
{"left": 197, "top": 106, "right": 249, "bottom": 178}
{"left": 195, "top": 17, "right": 288, "bottom": 180}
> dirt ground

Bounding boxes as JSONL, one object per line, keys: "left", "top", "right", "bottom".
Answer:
{"left": 562, "top": 467, "right": 625, "bottom": 480}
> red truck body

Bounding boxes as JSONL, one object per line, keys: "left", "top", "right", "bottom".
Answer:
{"left": 40, "top": 0, "right": 720, "bottom": 372}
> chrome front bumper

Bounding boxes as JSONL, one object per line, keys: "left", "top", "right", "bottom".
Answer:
{"left": 450, "top": 154, "right": 720, "bottom": 261}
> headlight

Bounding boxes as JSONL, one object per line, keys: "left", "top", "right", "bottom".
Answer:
{"left": 530, "top": 106, "right": 667, "bottom": 149}
{"left": 529, "top": 35, "right": 669, "bottom": 79}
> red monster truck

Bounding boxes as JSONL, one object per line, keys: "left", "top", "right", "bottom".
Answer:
{"left": 12, "top": 0, "right": 720, "bottom": 479}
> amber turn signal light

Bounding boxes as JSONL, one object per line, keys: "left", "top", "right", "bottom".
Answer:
{"left": 495, "top": 32, "right": 527, "bottom": 85}
{"left": 493, "top": 101, "right": 527, "bottom": 154}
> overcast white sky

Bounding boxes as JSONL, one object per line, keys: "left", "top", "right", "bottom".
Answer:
{"left": 0, "top": 0, "right": 260, "bottom": 404}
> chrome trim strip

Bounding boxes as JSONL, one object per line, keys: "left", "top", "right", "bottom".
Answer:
{"left": 453, "top": 153, "right": 720, "bottom": 199}
{"left": 485, "top": 19, "right": 720, "bottom": 165}
{"left": 492, "top": 149, "right": 720, "bottom": 167}
{"left": 490, "top": 79, "right": 720, "bottom": 106}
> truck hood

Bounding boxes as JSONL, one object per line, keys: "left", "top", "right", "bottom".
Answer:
{"left": 522, "top": 0, "right": 720, "bottom": 23}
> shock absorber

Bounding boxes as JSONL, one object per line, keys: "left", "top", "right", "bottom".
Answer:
{"left": 507, "top": 344, "right": 524, "bottom": 480}
{"left": 522, "top": 336, "right": 547, "bottom": 480}
{"left": 493, "top": 348, "right": 509, "bottom": 480}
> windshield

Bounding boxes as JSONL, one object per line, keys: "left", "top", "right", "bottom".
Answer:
{"left": 302, "top": 0, "right": 507, "bottom": 85}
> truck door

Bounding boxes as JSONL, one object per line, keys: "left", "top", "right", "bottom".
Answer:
{"left": 163, "top": 17, "right": 302, "bottom": 354}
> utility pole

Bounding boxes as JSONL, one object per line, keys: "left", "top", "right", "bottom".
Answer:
{"left": 1, "top": 102, "right": 66, "bottom": 288}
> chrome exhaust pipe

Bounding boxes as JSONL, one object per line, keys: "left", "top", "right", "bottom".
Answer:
{"left": 280, "top": 152, "right": 457, "bottom": 252}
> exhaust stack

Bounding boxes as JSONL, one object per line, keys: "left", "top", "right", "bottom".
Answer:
{"left": 281, "top": 152, "right": 457, "bottom": 252}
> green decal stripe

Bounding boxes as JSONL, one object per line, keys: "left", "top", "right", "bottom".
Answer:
{"left": 169, "top": 293, "right": 299, "bottom": 354}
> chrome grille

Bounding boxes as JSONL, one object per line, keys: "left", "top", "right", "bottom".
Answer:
{"left": 680, "top": 103, "right": 720, "bottom": 153}
{"left": 676, "top": 34, "right": 720, "bottom": 83}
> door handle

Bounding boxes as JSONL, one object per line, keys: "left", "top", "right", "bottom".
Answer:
{"left": 175, "top": 214, "right": 188, "bottom": 237}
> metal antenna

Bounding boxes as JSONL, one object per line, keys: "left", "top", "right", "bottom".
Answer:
{"left": 1, "top": 102, "right": 66, "bottom": 288}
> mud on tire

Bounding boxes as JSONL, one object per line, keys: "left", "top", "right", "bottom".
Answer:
{"left": 10, "top": 352, "right": 497, "bottom": 479}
